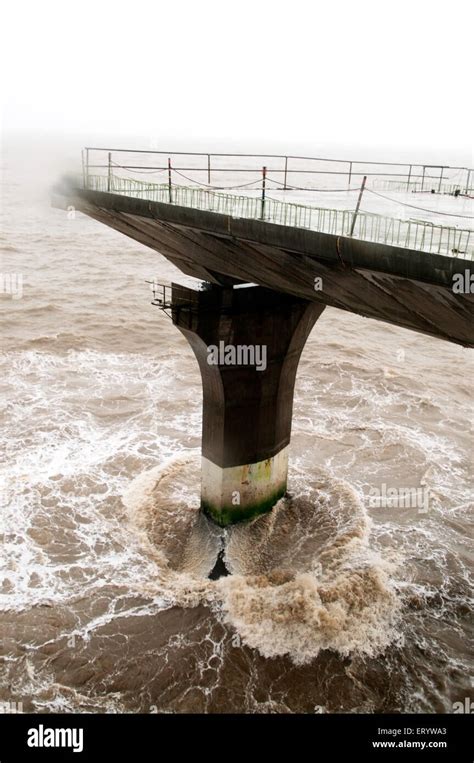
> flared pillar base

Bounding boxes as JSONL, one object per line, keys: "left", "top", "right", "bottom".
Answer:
{"left": 171, "top": 283, "right": 325, "bottom": 525}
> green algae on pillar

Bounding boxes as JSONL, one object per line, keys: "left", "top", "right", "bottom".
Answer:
{"left": 201, "top": 448, "right": 289, "bottom": 526}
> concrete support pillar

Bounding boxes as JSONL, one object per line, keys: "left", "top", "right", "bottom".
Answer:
{"left": 171, "top": 283, "right": 325, "bottom": 526}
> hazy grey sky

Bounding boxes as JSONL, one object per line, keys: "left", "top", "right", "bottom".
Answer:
{"left": 2, "top": 0, "right": 473, "bottom": 163}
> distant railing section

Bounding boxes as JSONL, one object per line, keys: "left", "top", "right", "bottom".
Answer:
{"left": 85, "top": 174, "right": 473, "bottom": 259}
{"left": 372, "top": 178, "right": 474, "bottom": 196}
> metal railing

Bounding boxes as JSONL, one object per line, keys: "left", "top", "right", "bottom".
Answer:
{"left": 147, "top": 281, "right": 173, "bottom": 309}
{"left": 82, "top": 147, "right": 473, "bottom": 195}
{"left": 373, "top": 178, "right": 474, "bottom": 196}
{"left": 84, "top": 173, "right": 473, "bottom": 259}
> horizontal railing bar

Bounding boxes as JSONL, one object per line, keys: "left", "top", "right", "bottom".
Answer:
{"left": 84, "top": 147, "right": 472, "bottom": 172}
{"left": 87, "top": 164, "right": 444, "bottom": 179}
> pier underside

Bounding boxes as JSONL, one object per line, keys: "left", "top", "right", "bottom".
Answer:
{"left": 59, "top": 188, "right": 474, "bottom": 348}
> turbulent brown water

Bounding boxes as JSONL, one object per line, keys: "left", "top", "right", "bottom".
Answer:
{"left": 0, "top": 136, "right": 472, "bottom": 713}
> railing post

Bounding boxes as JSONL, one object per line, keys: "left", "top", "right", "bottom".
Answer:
{"left": 421, "top": 166, "right": 426, "bottom": 192}
{"left": 261, "top": 166, "right": 267, "bottom": 220}
{"left": 348, "top": 161, "right": 352, "bottom": 187}
{"left": 283, "top": 156, "right": 288, "bottom": 190}
{"left": 207, "top": 154, "right": 211, "bottom": 185}
{"left": 465, "top": 169, "right": 471, "bottom": 195}
{"left": 349, "top": 175, "right": 367, "bottom": 237}
{"left": 81, "top": 150, "right": 86, "bottom": 189}
{"left": 85, "top": 148, "right": 89, "bottom": 189}
{"left": 107, "top": 152, "right": 112, "bottom": 192}
{"left": 438, "top": 167, "right": 444, "bottom": 193}
{"left": 168, "top": 157, "right": 173, "bottom": 203}
{"left": 406, "top": 164, "right": 412, "bottom": 192}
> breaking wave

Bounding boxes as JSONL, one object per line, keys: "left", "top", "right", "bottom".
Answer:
{"left": 123, "top": 454, "right": 401, "bottom": 664}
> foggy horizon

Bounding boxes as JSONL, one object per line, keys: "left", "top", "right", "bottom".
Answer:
{"left": 2, "top": 0, "right": 473, "bottom": 167}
